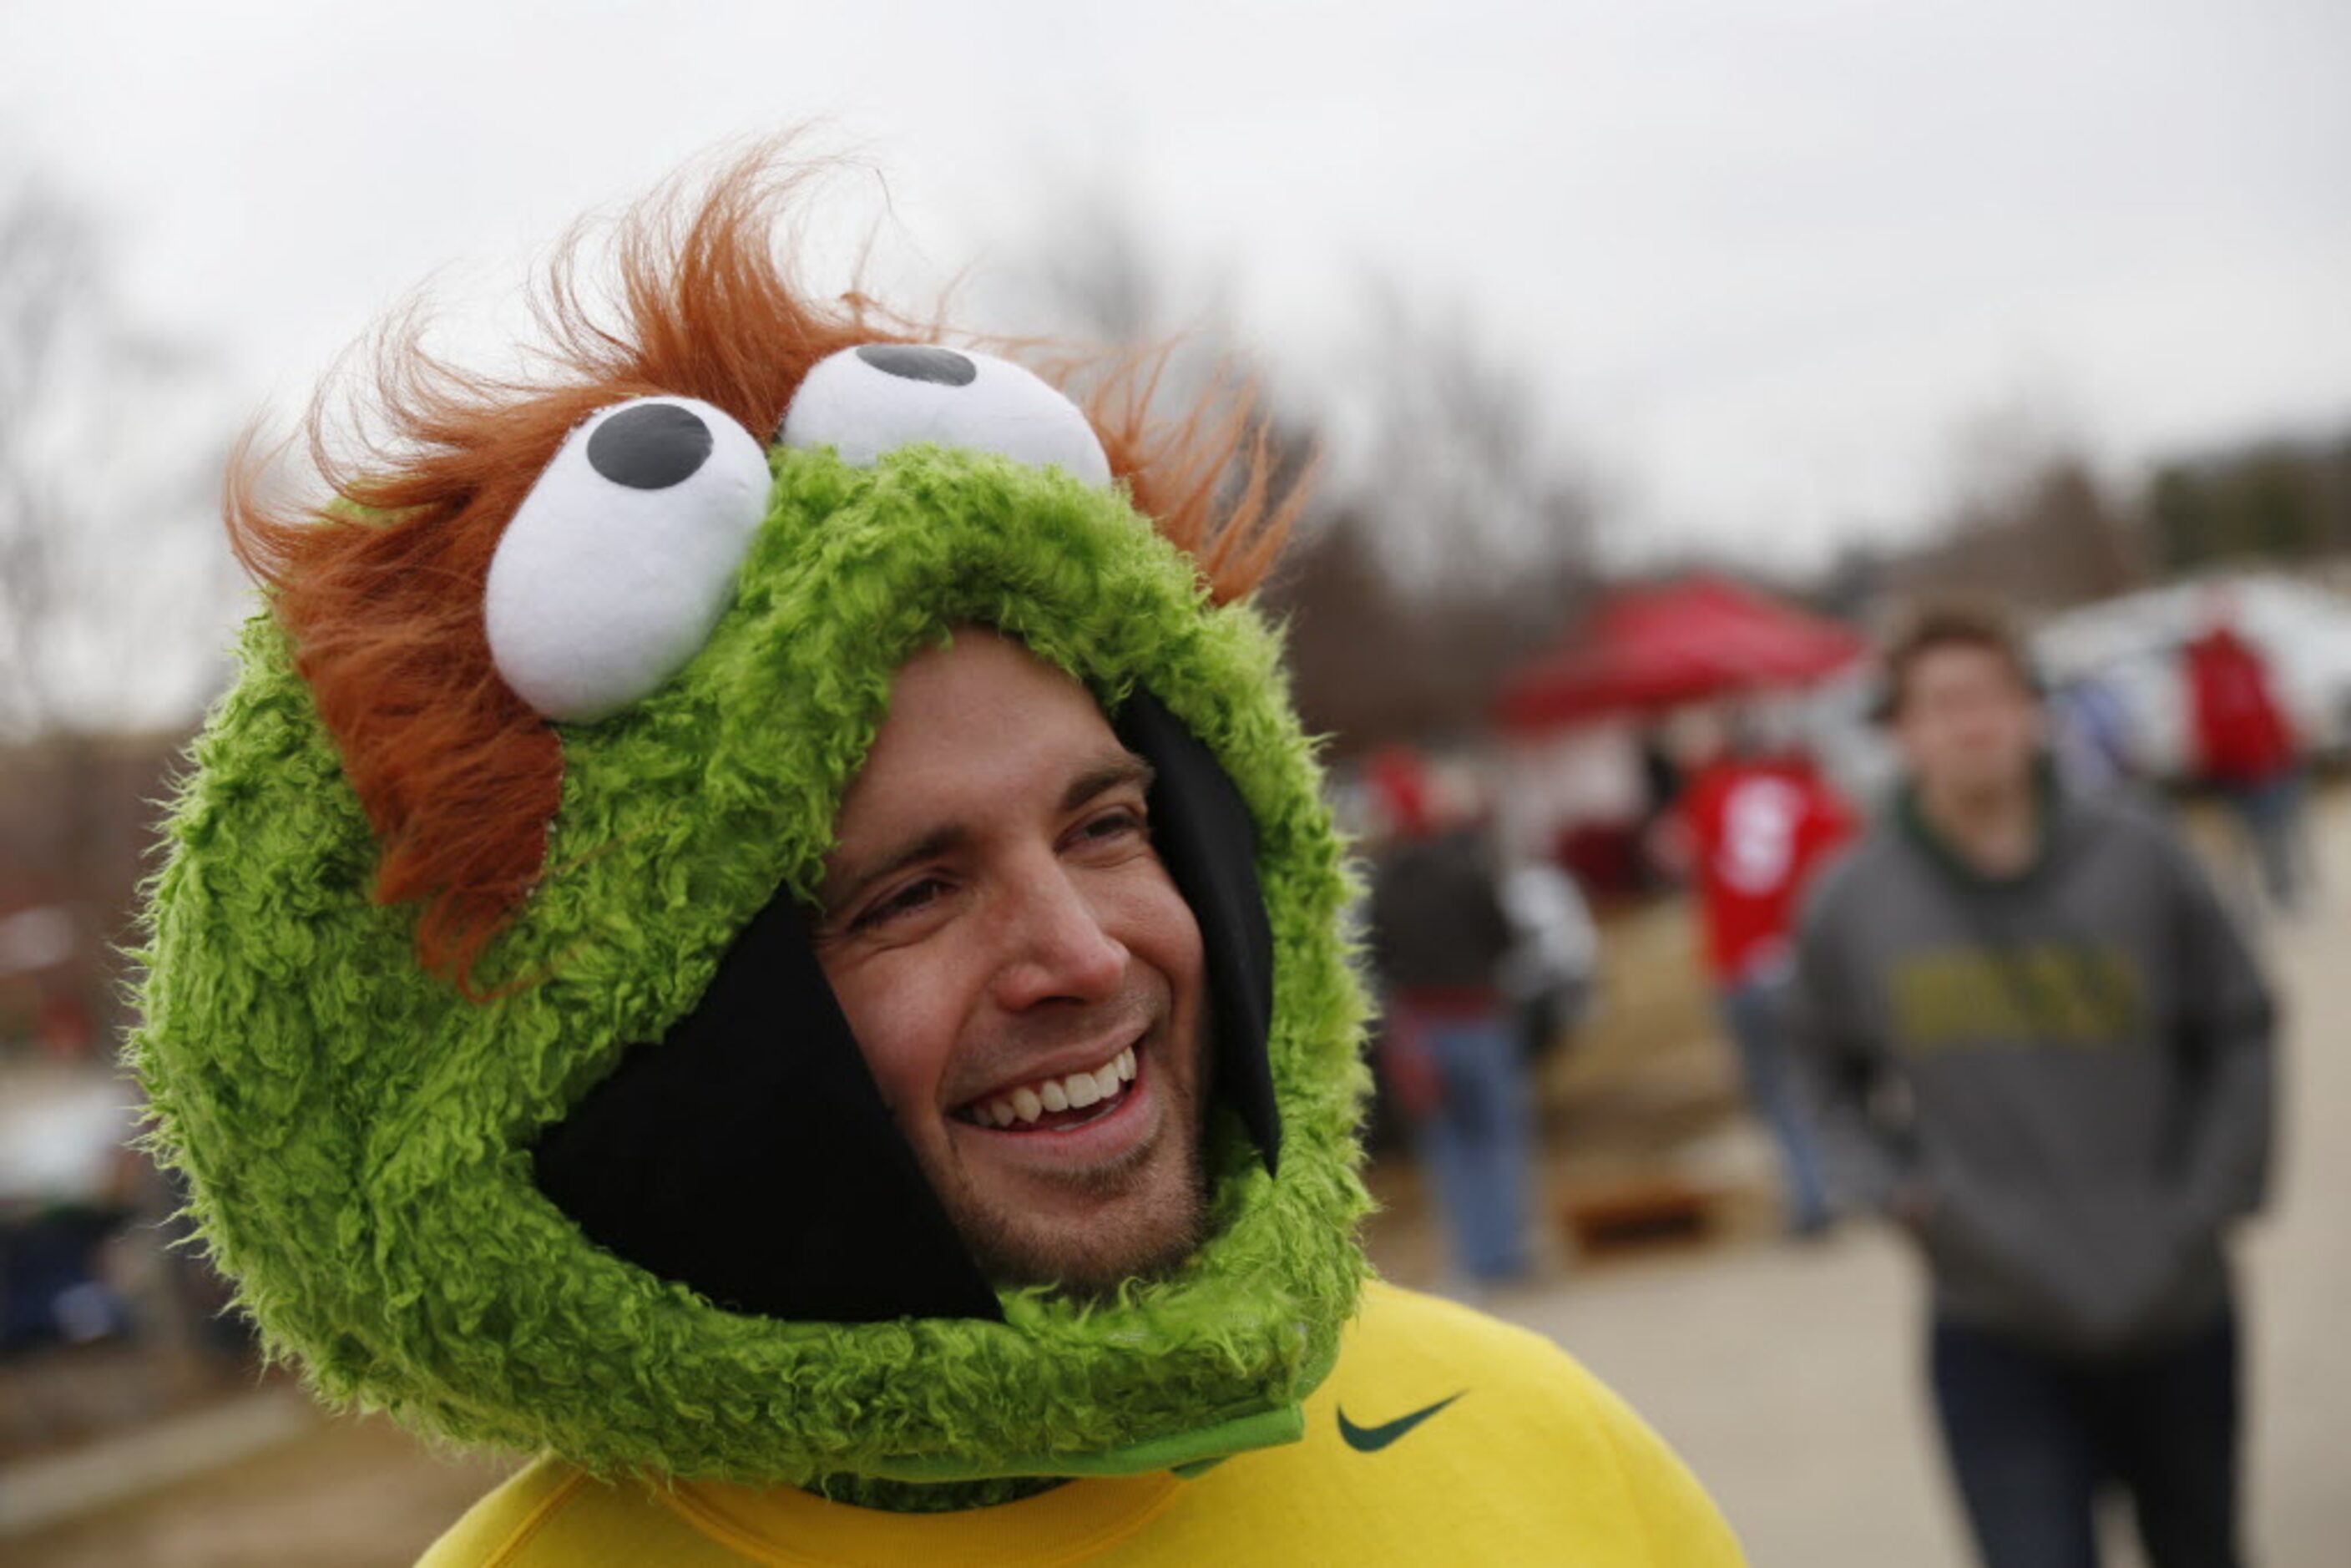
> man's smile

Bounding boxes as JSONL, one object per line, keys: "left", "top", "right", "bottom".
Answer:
{"left": 954, "top": 1041, "right": 1139, "bottom": 1130}
{"left": 945, "top": 1033, "right": 1162, "bottom": 1174}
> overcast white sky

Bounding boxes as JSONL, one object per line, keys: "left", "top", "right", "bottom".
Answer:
{"left": 5, "top": 0, "right": 2347, "bottom": 569}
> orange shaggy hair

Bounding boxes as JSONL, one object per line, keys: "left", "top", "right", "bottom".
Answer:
{"left": 226, "top": 149, "right": 1308, "bottom": 989}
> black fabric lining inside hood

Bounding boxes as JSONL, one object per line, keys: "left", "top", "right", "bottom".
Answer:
{"left": 529, "top": 687, "right": 1280, "bottom": 1325}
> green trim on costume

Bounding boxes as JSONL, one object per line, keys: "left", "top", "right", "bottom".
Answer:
{"left": 130, "top": 443, "right": 1373, "bottom": 1490}
{"left": 867, "top": 1398, "right": 1312, "bottom": 1483}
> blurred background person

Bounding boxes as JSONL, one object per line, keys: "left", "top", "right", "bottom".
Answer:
{"left": 1364, "top": 747, "right": 1538, "bottom": 1294}
{"left": 1667, "top": 709, "right": 1854, "bottom": 1238}
{"left": 1792, "top": 599, "right": 2275, "bottom": 1568}
{"left": 2184, "top": 588, "right": 2312, "bottom": 915}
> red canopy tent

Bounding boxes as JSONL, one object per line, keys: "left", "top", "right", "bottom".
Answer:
{"left": 1497, "top": 575, "right": 1866, "bottom": 734}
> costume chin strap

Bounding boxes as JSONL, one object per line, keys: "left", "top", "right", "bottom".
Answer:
{"left": 857, "top": 1368, "right": 1332, "bottom": 1485}
{"left": 531, "top": 686, "right": 1281, "bottom": 1327}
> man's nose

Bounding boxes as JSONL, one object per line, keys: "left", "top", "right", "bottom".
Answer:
{"left": 990, "top": 857, "right": 1128, "bottom": 1011}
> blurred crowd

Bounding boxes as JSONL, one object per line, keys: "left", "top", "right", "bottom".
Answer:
{"left": 1353, "top": 582, "right": 2307, "bottom": 1567}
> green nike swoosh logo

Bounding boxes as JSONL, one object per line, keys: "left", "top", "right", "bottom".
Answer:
{"left": 1337, "top": 1392, "right": 1466, "bottom": 1453}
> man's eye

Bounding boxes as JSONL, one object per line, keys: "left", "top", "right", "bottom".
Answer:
{"left": 1074, "top": 809, "right": 1148, "bottom": 847}
{"left": 856, "top": 878, "right": 948, "bottom": 930}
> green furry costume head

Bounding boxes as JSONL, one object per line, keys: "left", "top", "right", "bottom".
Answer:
{"left": 131, "top": 161, "right": 1372, "bottom": 1490}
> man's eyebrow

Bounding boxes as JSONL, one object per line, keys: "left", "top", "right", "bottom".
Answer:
{"left": 1063, "top": 751, "right": 1156, "bottom": 813}
{"left": 820, "top": 752, "right": 1155, "bottom": 918}
{"left": 822, "top": 825, "right": 971, "bottom": 918}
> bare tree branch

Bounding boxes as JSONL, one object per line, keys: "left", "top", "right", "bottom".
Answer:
{"left": 0, "top": 175, "right": 236, "bottom": 743}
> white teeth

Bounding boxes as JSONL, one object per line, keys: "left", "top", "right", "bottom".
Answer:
{"left": 964, "top": 1045, "right": 1140, "bottom": 1126}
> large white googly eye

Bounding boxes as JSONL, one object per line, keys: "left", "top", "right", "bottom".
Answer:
{"left": 484, "top": 396, "right": 771, "bottom": 723}
{"left": 779, "top": 344, "right": 1112, "bottom": 487}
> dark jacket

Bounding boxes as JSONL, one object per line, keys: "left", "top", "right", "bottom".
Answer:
{"left": 1368, "top": 827, "right": 1514, "bottom": 996}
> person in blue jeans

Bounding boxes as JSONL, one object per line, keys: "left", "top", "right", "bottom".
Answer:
{"left": 1399, "top": 1009, "right": 1535, "bottom": 1284}
{"left": 1364, "top": 749, "right": 1536, "bottom": 1289}
{"left": 1791, "top": 600, "right": 2273, "bottom": 1568}
{"left": 1716, "top": 964, "right": 1833, "bottom": 1236}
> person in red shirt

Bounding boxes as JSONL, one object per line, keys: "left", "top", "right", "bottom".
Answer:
{"left": 1675, "top": 716, "right": 1857, "bottom": 1235}
{"left": 2184, "top": 589, "right": 2310, "bottom": 913}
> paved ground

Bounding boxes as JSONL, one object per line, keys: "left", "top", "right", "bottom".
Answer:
{"left": 6, "top": 1404, "right": 512, "bottom": 1567}
{"left": 10, "top": 795, "right": 2346, "bottom": 1565}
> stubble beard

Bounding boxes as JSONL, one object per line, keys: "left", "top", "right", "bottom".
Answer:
{"left": 934, "top": 1044, "right": 1216, "bottom": 1297}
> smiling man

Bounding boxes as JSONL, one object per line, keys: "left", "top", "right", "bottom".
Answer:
{"left": 812, "top": 630, "right": 1212, "bottom": 1293}
{"left": 134, "top": 154, "right": 1744, "bottom": 1565}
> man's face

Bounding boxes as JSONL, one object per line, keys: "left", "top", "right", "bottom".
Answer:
{"left": 1893, "top": 642, "right": 2045, "bottom": 805}
{"left": 813, "top": 629, "right": 1213, "bottom": 1293}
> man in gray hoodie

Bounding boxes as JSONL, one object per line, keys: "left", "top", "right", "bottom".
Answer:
{"left": 1792, "top": 599, "right": 2274, "bottom": 1568}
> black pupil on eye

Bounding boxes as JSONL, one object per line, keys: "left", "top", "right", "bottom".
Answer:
{"left": 586, "top": 402, "right": 716, "bottom": 490}
{"left": 855, "top": 344, "right": 978, "bottom": 387}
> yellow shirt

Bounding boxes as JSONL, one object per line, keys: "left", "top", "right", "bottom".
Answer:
{"left": 421, "top": 1280, "right": 1744, "bottom": 1566}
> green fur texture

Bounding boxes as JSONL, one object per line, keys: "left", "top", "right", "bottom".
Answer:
{"left": 131, "top": 444, "right": 1373, "bottom": 1486}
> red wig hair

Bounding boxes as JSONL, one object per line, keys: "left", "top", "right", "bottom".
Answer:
{"left": 226, "top": 149, "right": 1307, "bottom": 988}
